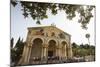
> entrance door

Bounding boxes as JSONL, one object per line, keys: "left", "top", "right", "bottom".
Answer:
{"left": 48, "top": 40, "right": 56, "bottom": 58}
{"left": 48, "top": 51, "right": 53, "bottom": 57}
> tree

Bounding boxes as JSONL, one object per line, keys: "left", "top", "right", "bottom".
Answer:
{"left": 72, "top": 42, "right": 95, "bottom": 57}
{"left": 80, "top": 43, "right": 84, "bottom": 48}
{"left": 85, "top": 34, "right": 90, "bottom": 45}
{"left": 10, "top": 37, "right": 14, "bottom": 48}
{"left": 11, "top": 37, "right": 25, "bottom": 65}
{"left": 11, "top": 0, "right": 95, "bottom": 29}
{"left": 78, "top": 48, "right": 87, "bottom": 57}
{"left": 72, "top": 42, "right": 79, "bottom": 57}
{"left": 72, "top": 42, "right": 78, "bottom": 48}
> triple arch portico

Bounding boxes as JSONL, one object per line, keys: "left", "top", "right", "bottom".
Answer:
{"left": 28, "top": 37, "right": 69, "bottom": 63}
{"left": 18, "top": 26, "right": 72, "bottom": 65}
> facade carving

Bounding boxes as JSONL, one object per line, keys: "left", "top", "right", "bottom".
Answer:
{"left": 19, "top": 26, "right": 73, "bottom": 65}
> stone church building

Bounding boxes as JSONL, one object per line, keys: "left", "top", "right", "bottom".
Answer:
{"left": 19, "top": 26, "right": 73, "bottom": 65}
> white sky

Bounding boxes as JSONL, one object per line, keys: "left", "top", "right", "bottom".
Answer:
{"left": 11, "top": 2, "right": 95, "bottom": 45}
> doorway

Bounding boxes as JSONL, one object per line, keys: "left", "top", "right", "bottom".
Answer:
{"left": 48, "top": 51, "right": 53, "bottom": 57}
{"left": 48, "top": 40, "right": 56, "bottom": 58}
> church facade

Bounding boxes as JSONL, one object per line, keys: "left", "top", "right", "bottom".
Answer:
{"left": 19, "top": 26, "right": 73, "bottom": 65}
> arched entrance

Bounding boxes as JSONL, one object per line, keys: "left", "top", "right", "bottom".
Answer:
{"left": 30, "top": 38, "right": 43, "bottom": 61}
{"left": 48, "top": 40, "right": 56, "bottom": 58}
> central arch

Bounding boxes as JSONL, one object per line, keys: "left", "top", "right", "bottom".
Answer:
{"left": 30, "top": 38, "right": 43, "bottom": 61}
{"left": 48, "top": 40, "right": 56, "bottom": 58}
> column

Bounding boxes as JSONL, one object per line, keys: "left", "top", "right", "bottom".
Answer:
{"left": 24, "top": 45, "right": 29, "bottom": 64}
{"left": 64, "top": 45, "right": 66, "bottom": 57}
{"left": 43, "top": 45, "right": 48, "bottom": 62}
{"left": 27, "top": 43, "right": 32, "bottom": 63}
{"left": 58, "top": 47, "right": 62, "bottom": 61}
{"left": 24, "top": 43, "right": 33, "bottom": 64}
{"left": 69, "top": 47, "right": 73, "bottom": 59}
{"left": 41, "top": 46, "right": 44, "bottom": 62}
{"left": 66, "top": 47, "right": 68, "bottom": 59}
{"left": 44, "top": 47, "right": 46, "bottom": 57}
{"left": 56, "top": 47, "right": 59, "bottom": 56}
{"left": 55, "top": 48, "right": 58, "bottom": 56}
{"left": 67, "top": 47, "right": 70, "bottom": 59}
{"left": 41, "top": 46, "right": 44, "bottom": 58}
{"left": 46, "top": 47, "right": 48, "bottom": 60}
{"left": 18, "top": 43, "right": 27, "bottom": 64}
{"left": 43, "top": 44, "right": 48, "bottom": 59}
{"left": 58, "top": 48, "right": 61, "bottom": 61}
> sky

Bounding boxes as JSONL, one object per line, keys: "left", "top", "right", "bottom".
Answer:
{"left": 11, "top": 2, "right": 95, "bottom": 46}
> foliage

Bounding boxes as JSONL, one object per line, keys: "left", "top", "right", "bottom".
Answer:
{"left": 72, "top": 42, "right": 78, "bottom": 48}
{"left": 72, "top": 42, "right": 95, "bottom": 57}
{"left": 11, "top": 0, "right": 95, "bottom": 29}
{"left": 11, "top": 0, "right": 18, "bottom": 7}
{"left": 85, "top": 33, "right": 90, "bottom": 45}
{"left": 85, "top": 34, "right": 90, "bottom": 38}
{"left": 10, "top": 37, "right": 14, "bottom": 48}
{"left": 11, "top": 37, "right": 25, "bottom": 65}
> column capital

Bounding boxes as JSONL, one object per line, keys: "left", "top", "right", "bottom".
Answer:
{"left": 58, "top": 46, "right": 62, "bottom": 49}
{"left": 43, "top": 44, "right": 48, "bottom": 48}
{"left": 26, "top": 44, "right": 32, "bottom": 48}
{"left": 28, "top": 45, "right": 32, "bottom": 48}
{"left": 56, "top": 47, "right": 60, "bottom": 49}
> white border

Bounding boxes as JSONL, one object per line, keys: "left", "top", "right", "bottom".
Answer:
{"left": 21, "top": 0, "right": 95, "bottom": 5}
{"left": 0, "top": 0, "right": 10, "bottom": 67}
{"left": 0, "top": 0, "right": 98, "bottom": 67}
